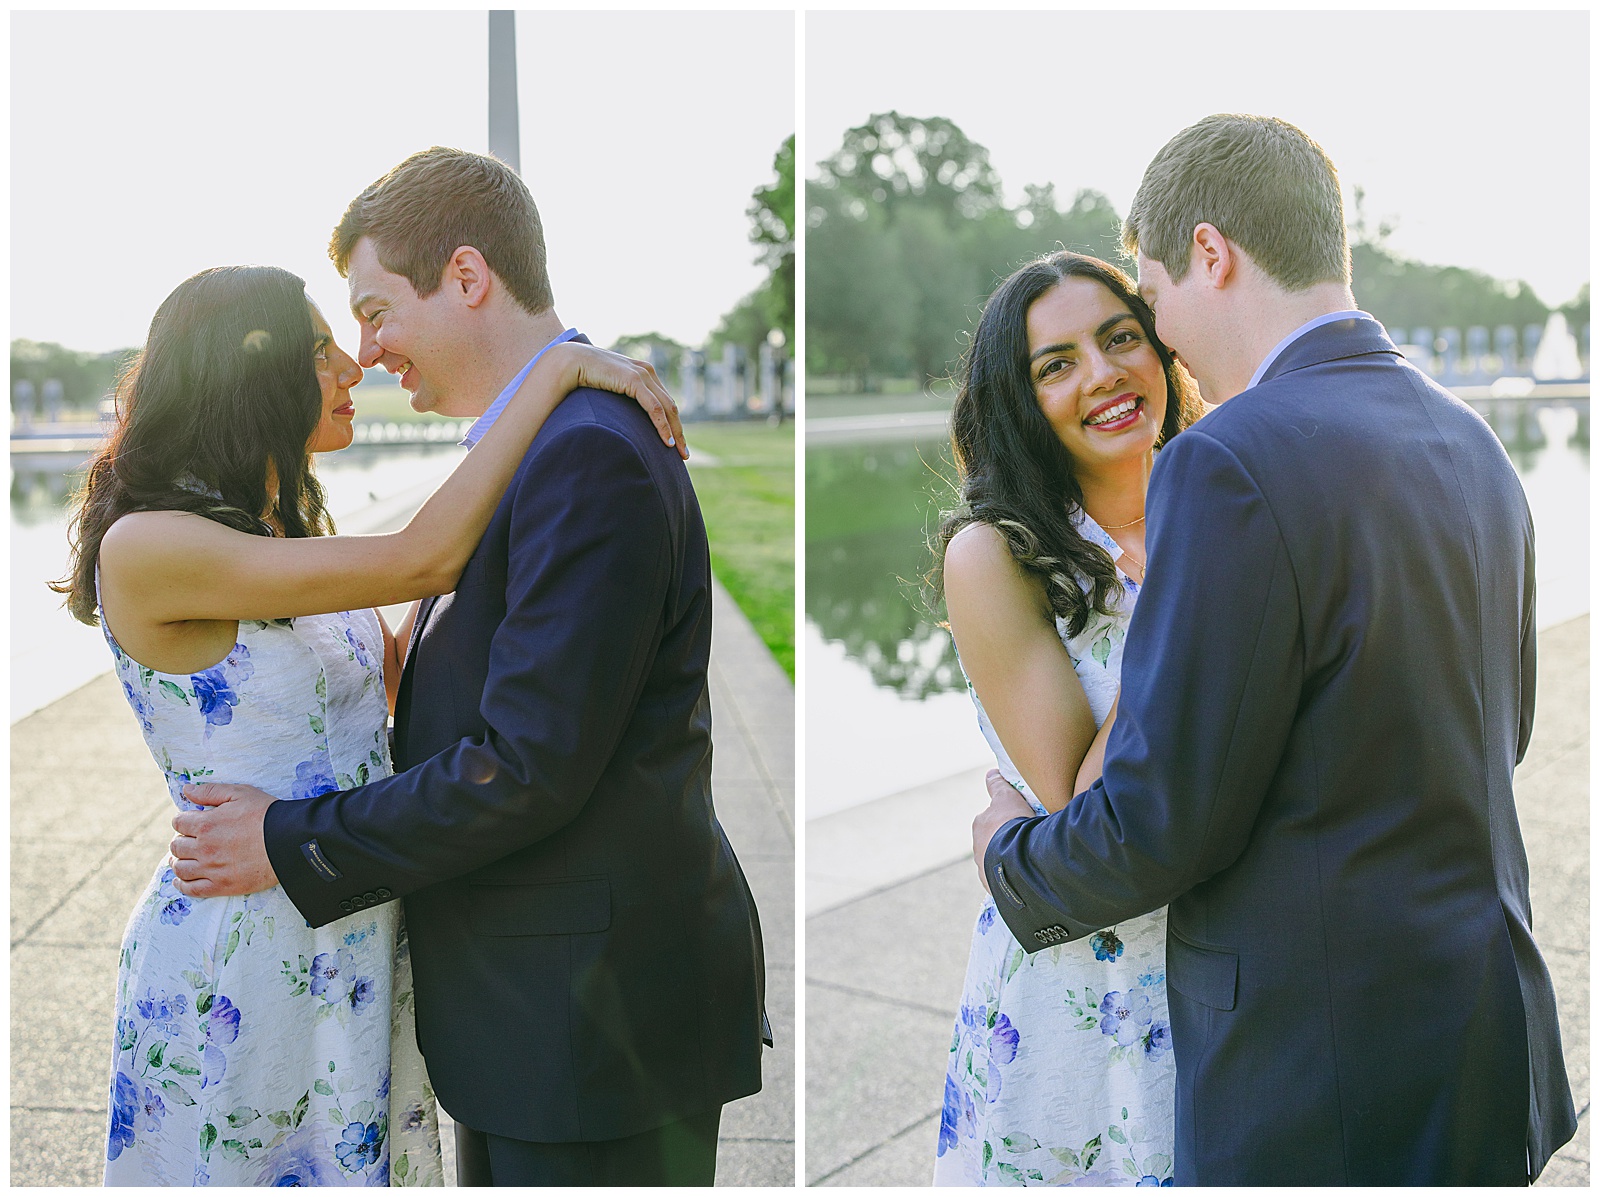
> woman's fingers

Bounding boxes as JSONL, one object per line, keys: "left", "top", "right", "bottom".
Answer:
{"left": 572, "top": 348, "right": 690, "bottom": 459}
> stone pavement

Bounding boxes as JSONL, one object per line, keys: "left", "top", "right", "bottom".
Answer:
{"left": 9, "top": 578, "right": 795, "bottom": 1186}
{"left": 806, "top": 615, "right": 1589, "bottom": 1186}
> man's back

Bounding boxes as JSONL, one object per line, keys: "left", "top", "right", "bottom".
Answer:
{"left": 989, "top": 318, "right": 1574, "bottom": 1183}
{"left": 311, "top": 387, "right": 765, "bottom": 1143}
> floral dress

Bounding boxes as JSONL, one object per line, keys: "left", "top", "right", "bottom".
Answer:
{"left": 101, "top": 607, "right": 443, "bottom": 1186}
{"left": 934, "top": 511, "right": 1175, "bottom": 1187}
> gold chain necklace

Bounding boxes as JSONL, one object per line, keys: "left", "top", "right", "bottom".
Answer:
{"left": 1094, "top": 512, "right": 1145, "bottom": 531}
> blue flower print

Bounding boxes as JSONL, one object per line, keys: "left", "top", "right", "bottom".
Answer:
{"left": 344, "top": 625, "right": 372, "bottom": 667}
{"left": 202, "top": 994, "right": 241, "bottom": 1089}
{"left": 977, "top": 905, "right": 996, "bottom": 934}
{"left": 335, "top": 1119, "right": 384, "bottom": 1172}
{"left": 255, "top": 1125, "right": 340, "bottom": 1186}
{"left": 190, "top": 668, "right": 240, "bottom": 735}
{"left": 989, "top": 1013, "right": 1020, "bottom": 1065}
{"left": 122, "top": 680, "right": 155, "bottom": 735}
{"left": 1099, "top": 988, "right": 1153, "bottom": 1047}
{"left": 222, "top": 642, "right": 254, "bottom": 687}
{"left": 310, "top": 949, "right": 355, "bottom": 1003}
{"left": 107, "top": 1071, "right": 139, "bottom": 1161}
{"left": 291, "top": 756, "right": 337, "bottom": 802}
{"left": 159, "top": 895, "right": 192, "bottom": 925}
{"left": 135, "top": 988, "right": 187, "bottom": 1034}
{"left": 1090, "top": 929, "right": 1124, "bottom": 961}
{"left": 400, "top": 1104, "right": 428, "bottom": 1133}
{"left": 138, "top": 1085, "right": 166, "bottom": 1134}
{"left": 348, "top": 976, "right": 377, "bottom": 1013}
{"left": 937, "top": 1075, "right": 962, "bottom": 1156}
{"left": 1145, "top": 1020, "right": 1172, "bottom": 1058}
{"left": 1135, "top": 1178, "right": 1174, "bottom": 1187}
{"left": 377, "top": 1068, "right": 391, "bottom": 1101}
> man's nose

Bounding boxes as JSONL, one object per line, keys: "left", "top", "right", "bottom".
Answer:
{"left": 357, "top": 328, "right": 383, "bottom": 370}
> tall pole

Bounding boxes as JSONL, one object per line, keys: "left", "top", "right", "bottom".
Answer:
{"left": 488, "top": 10, "right": 520, "bottom": 174}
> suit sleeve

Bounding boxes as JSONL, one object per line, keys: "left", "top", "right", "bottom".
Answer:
{"left": 1516, "top": 516, "right": 1537, "bottom": 765}
{"left": 986, "top": 429, "right": 1305, "bottom": 950}
{"left": 263, "top": 419, "right": 672, "bottom": 928}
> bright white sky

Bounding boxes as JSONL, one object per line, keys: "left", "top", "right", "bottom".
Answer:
{"left": 808, "top": 9, "right": 1590, "bottom": 309}
{"left": 11, "top": 10, "right": 795, "bottom": 354}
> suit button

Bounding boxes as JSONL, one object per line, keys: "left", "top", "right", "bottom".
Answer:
{"left": 375, "top": 887, "right": 392, "bottom": 900}
{"left": 350, "top": 894, "right": 365, "bottom": 909}
{"left": 364, "top": 891, "right": 380, "bottom": 904}
{"left": 339, "top": 900, "right": 353, "bottom": 913}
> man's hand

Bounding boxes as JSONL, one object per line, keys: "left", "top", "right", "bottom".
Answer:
{"left": 972, "top": 769, "right": 1036, "bottom": 892}
{"left": 170, "top": 783, "right": 280, "bottom": 898}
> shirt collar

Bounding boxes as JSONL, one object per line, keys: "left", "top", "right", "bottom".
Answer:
{"left": 460, "top": 327, "right": 582, "bottom": 447}
{"left": 1245, "top": 310, "right": 1373, "bottom": 392}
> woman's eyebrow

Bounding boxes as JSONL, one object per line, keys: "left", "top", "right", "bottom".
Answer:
{"left": 1028, "top": 313, "right": 1135, "bottom": 362}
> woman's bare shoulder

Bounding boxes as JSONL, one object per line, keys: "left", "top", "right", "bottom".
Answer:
{"left": 99, "top": 509, "right": 215, "bottom": 569}
{"left": 943, "top": 520, "right": 1016, "bottom": 581}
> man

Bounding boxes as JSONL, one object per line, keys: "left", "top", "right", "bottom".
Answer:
{"left": 172, "top": 147, "right": 766, "bottom": 1185}
{"left": 971, "top": 115, "right": 1574, "bottom": 1184}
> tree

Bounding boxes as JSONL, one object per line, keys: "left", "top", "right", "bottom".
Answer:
{"left": 1348, "top": 188, "right": 1549, "bottom": 333}
{"left": 704, "top": 134, "right": 796, "bottom": 366}
{"left": 804, "top": 181, "right": 915, "bottom": 383}
{"left": 813, "top": 111, "right": 1003, "bottom": 225}
{"left": 10, "top": 340, "right": 136, "bottom": 412}
{"left": 749, "top": 134, "right": 795, "bottom": 349}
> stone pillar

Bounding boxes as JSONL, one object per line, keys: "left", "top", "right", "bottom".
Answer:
{"left": 759, "top": 342, "right": 778, "bottom": 414}
{"left": 1466, "top": 326, "right": 1489, "bottom": 381}
{"left": 1494, "top": 325, "right": 1519, "bottom": 375}
{"left": 1523, "top": 323, "right": 1544, "bottom": 369}
{"left": 1439, "top": 328, "right": 1462, "bottom": 380}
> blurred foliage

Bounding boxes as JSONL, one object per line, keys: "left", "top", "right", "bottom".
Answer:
{"left": 1347, "top": 190, "right": 1551, "bottom": 335}
{"left": 10, "top": 340, "right": 136, "bottom": 412}
{"left": 807, "top": 119, "right": 1589, "bottom": 389}
{"left": 706, "top": 134, "right": 796, "bottom": 364}
{"left": 806, "top": 112, "right": 1124, "bottom": 386}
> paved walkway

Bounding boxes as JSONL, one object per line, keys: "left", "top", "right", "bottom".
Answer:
{"left": 10, "top": 577, "right": 794, "bottom": 1185}
{"left": 806, "top": 615, "right": 1589, "bottom": 1186}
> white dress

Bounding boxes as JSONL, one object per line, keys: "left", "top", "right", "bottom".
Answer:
{"left": 933, "top": 511, "right": 1175, "bottom": 1187}
{"left": 101, "top": 608, "right": 444, "bottom": 1186}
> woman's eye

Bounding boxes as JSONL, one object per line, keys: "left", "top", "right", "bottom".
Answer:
{"left": 1109, "top": 330, "right": 1139, "bottom": 348}
{"left": 1038, "top": 358, "right": 1068, "bottom": 380}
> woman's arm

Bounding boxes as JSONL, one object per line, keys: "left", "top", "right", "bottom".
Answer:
{"left": 1074, "top": 691, "right": 1118, "bottom": 795}
{"left": 944, "top": 522, "right": 1098, "bottom": 814}
{"left": 99, "top": 343, "right": 682, "bottom": 628}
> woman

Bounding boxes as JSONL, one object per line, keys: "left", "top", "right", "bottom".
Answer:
{"left": 55, "top": 265, "right": 682, "bottom": 1186}
{"left": 931, "top": 252, "right": 1203, "bottom": 1186}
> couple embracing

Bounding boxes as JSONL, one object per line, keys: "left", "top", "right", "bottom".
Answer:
{"left": 934, "top": 115, "right": 1574, "bottom": 1186}
{"left": 66, "top": 148, "right": 767, "bottom": 1186}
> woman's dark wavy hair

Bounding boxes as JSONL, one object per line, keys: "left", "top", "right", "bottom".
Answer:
{"left": 54, "top": 265, "right": 334, "bottom": 625}
{"left": 934, "top": 251, "right": 1203, "bottom": 637}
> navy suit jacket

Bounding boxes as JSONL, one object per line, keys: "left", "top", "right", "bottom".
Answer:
{"left": 263, "top": 381, "right": 765, "bottom": 1143}
{"left": 986, "top": 318, "right": 1574, "bottom": 1184}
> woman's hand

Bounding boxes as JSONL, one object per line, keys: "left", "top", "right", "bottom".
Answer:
{"left": 543, "top": 342, "right": 688, "bottom": 459}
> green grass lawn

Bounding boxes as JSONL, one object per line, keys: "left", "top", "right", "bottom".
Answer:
{"left": 684, "top": 420, "right": 796, "bottom": 680}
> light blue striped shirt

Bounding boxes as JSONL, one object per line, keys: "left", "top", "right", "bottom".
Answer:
{"left": 1246, "top": 310, "right": 1373, "bottom": 392}
{"left": 460, "top": 327, "right": 582, "bottom": 447}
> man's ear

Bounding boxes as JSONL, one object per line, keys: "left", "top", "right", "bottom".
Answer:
{"left": 443, "top": 246, "right": 493, "bottom": 308}
{"left": 1190, "top": 223, "right": 1237, "bottom": 290}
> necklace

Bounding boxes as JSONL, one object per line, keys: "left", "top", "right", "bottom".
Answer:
{"left": 1120, "top": 548, "right": 1147, "bottom": 580}
{"left": 1093, "top": 512, "right": 1145, "bottom": 531}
